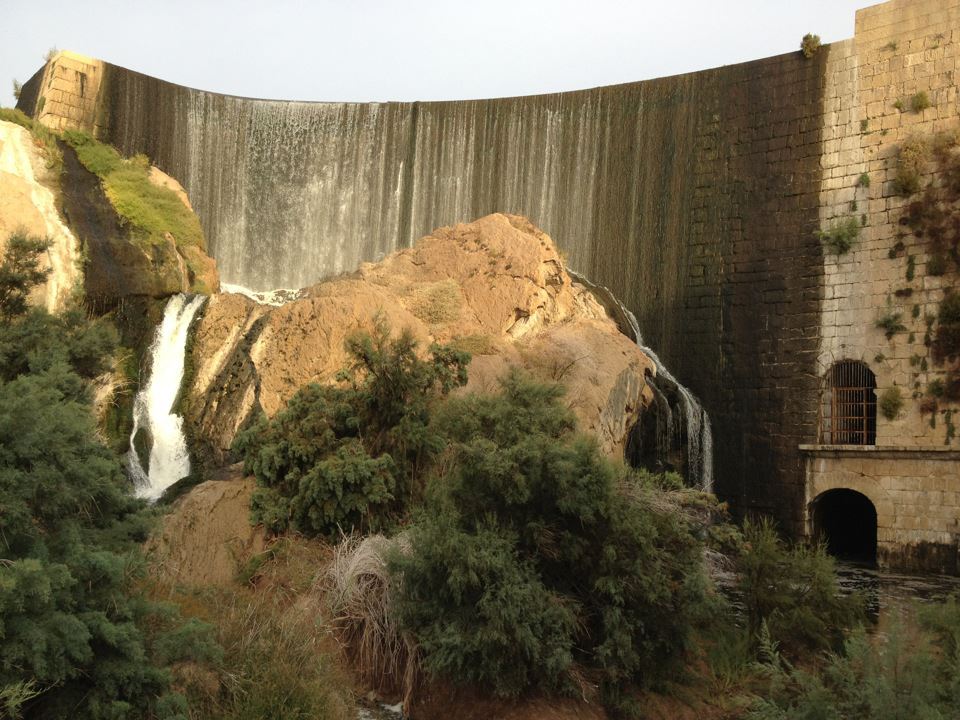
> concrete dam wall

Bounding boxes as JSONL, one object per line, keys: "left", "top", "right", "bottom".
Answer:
{"left": 20, "top": 0, "right": 960, "bottom": 563}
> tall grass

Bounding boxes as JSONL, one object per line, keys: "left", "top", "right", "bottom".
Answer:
{"left": 323, "top": 534, "right": 419, "bottom": 711}
{"left": 145, "top": 536, "right": 355, "bottom": 720}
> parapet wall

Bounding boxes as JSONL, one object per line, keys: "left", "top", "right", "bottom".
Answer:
{"left": 18, "top": 0, "right": 960, "bottom": 557}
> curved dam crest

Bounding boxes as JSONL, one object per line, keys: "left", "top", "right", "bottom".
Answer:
{"left": 18, "top": 42, "right": 831, "bottom": 529}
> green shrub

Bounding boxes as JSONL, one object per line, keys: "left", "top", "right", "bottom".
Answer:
{"left": 818, "top": 216, "right": 861, "bottom": 255}
{"left": 800, "top": 34, "right": 821, "bottom": 58}
{"left": 910, "top": 91, "right": 932, "bottom": 113}
{"left": 235, "top": 320, "right": 469, "bottom": 538}
{"left": 747, "top": 598, "right": 960, "bottom": 719}
{"left": 895, "top": 135, "right": 930, "bottom": 196}
{"left": 880, "top": 386, "right": 903, "bottom": 420}
{"left": 736, "top": 518, "right": 861, "bottom": 659}
{"left": 934, "top": 293, "right": 960, "bottom": 364}
{"left": 876, "top": 310, "right": 907, "bottom": 339}
{"left": 391, "top": 371, "right": 715, "bottom": 704}
{"left": 0, "top": 232, "right": 218, "bottom": 719}
{"left": 857, "top": 172, "right": 871, "bottom": 188}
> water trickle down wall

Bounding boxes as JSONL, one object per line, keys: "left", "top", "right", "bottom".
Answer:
{"left": 24, "top": 0, "right": 960, "bottom": 551}
{"left": 17, "top": 31, "right": 827, "bottom": 534}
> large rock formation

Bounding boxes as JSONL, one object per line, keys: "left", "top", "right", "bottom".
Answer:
{"left": 186, "top": 214, "right": 655, "bottom": 467}
{"left": 0, "top": 119, "right": 81, "bottom": 312}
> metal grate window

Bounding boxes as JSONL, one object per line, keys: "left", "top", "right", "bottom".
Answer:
{"left": 821, "top": 361, "right": 877, "bottom": 445}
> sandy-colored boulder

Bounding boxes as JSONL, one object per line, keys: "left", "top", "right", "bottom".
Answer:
{"left": 0, "top": 120, "right": 82, "bottom": 312}
{"left": 186, "top": 214, "right": 655, "bottom": 467}
{"left": 145, "top": 470, "right": 266, "bottom": 587}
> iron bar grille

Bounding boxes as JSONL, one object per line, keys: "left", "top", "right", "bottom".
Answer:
{"left": 821, "top": 361, "right": 877, "bottom": 445}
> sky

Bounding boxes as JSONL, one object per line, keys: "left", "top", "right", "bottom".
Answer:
{"left": 2, "top": 0, "right": 879, "bottom": 107}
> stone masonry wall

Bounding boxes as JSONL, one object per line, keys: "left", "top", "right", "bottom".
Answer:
{"left": 818, "top": 0, "right": 959, "bottom": 448}
{"left": 806, "top": 448, "right": 960, "bottom": 573}
{"left": 808, "top": 0, "right": 960, "bottom": 572}
{"left": 29, "top": 51, "right": 104, "bottom": 133}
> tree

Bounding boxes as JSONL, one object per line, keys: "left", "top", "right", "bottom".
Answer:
{"left": 0, "top": 232, "right": 218, "bottom": 719}
{"left": 235, "top": 318, "right": 469, "bottom": 538}
{"left": 0, "top": 232, "right": 50, "bottom": 321}
{"left": 390, "top": 371, "right": 714, "bottom": 705}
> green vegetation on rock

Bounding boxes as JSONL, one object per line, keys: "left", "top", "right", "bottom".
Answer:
{"left": 390, "top": 371, "right": 717, "bottom": 705}
{"left": 235, "top": 319, "right": 470, "bottom": 538}
{"left": 0, "top": 107, "right": 62, "bottom": 171}
{"left": 62, "top": 130, "right": 211, "bottom": 290}
{"left": 0, "top": 232, "right": 219, "bottom": 719}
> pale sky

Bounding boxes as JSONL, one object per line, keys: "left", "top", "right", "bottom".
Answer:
{"left": 2, "top": 0, "right": 878, "bottom": 107}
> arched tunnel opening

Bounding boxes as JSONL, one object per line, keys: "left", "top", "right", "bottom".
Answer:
{"left": 812, "top": 489, "right": 878, "bottom": 565}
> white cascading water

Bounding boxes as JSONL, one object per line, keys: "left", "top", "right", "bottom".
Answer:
{"left": 568, "top": 270, "right": 714, "bottom": 493}
{"left": 126, "top": 294, "right": 207, "bottom": 500}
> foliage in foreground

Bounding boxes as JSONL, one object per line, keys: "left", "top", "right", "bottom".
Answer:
{"left": 151, "top": 538, "right": 355, "bottom": 720}
{"left": 235, "top": 320, "right": 469, "bottom": 539}
{"left": 748, "top": 596, "right": 960, "bottom": 719}
{"left": 389, "top": 371, "right": 717, "bottom": 706}
{"left": 737, "top": 517, "right": 863, "bottom": 660}
{"left": 0, "top": 234, "right": 217, "bottom": 719}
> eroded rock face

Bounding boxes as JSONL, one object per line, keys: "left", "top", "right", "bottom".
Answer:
{"left": 185, "top": 214, "right": 655, "bottom": 467}
{"left": 0, "top": 120, "right": 82, "bottom": 312}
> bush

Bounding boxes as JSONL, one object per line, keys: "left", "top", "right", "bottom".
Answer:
{"left": 818, "top": 216, "right": 860, "bottom": 254}
{"left": 911, "top": 91, "right": 932, "bottom": 113}
{"left": 933, "top": 293, "right": 960, "bottom": 362}
{"left": 236, "top": 320, "right": 469, "bottom": 538}
{"left": 747, "top": 597, "right": 960, "bottom": 719}
{"left": 895, "top": 135, "right": 930, "bottom": 196}
{"left": 800, "top": 34, "right": 821, "bottom": 58}
{"left": 0, "top": 232, "right": 217, "bottom": 718}
{"left": 736, "top": 518, "right": 862, "bottom": 659}
{"left": 390, "top": 371, "right": 715, "bottom": 704}
{"left": 880, "top": 386, "right": 904, "bottom": 420}
{"left": 876, "top": 310, "right": 907, "bottom": 340}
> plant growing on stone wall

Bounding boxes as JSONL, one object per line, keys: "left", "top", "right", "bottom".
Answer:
{"left": 817, "top": 216, "right": 860, "bottom": 255}
{"left": 880, "top": 386, "right": 904, "bottom": 420}
{"left": 800, "top": 34, "right": 821, "bottom": 58}
{"left": 895, "top": 135, "right": 930, "bottom": 195}
{"left": 11, "top": 79, "right": 22, "bottom": 100}
{"left": 876, "top": 309, "right": 907, "bottom": 340}
{"left": 910, "top": 91, "right": 932, "bottom": 113}
{"left": 856, "top": 172, "right": 871, "bottom": 188}
{"left": 893, "top": 99, "right": 904, "bottom": 112}
{"left": 882, "top": 40, "right": 899, "bottom": 51}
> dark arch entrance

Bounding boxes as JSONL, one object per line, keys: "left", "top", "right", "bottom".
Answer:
{"left": 812, "top": 489, "right": 878, "bottom": 565}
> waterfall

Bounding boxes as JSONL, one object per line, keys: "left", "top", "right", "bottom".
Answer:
{"left": 126, "top": 294, "right": 206, "bottom": 500}
{"left": 569, "top": 270, "right": 713, "bottom": 492}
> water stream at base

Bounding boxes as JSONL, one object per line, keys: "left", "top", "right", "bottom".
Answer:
{"left": 568, "top": 270, "right": 714, "bottom": 492}
{"left": 126, "top": 294, "right": 207, "bottom": 501}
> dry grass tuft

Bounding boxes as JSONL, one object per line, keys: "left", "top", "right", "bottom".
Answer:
{"left": 407, "top": 280, "right": 462, "bottom": 324}
{"left": 323, "top": 534, "right": 419, "bottom": 710}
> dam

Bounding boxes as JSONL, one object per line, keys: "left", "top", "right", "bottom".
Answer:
{"left": 17, "top": 0, "right": 960, "bottom": 571}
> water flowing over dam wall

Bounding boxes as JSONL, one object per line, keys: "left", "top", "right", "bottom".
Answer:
{"left": 19, "top": 0, "right": 960, "bottom": 556}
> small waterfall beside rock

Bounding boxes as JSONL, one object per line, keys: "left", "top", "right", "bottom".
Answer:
{"left": 569, "top": 270, "right": 713, "bottom": 492}
{"left": 127, "top": 294, "right": 207, "bottom": 500}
